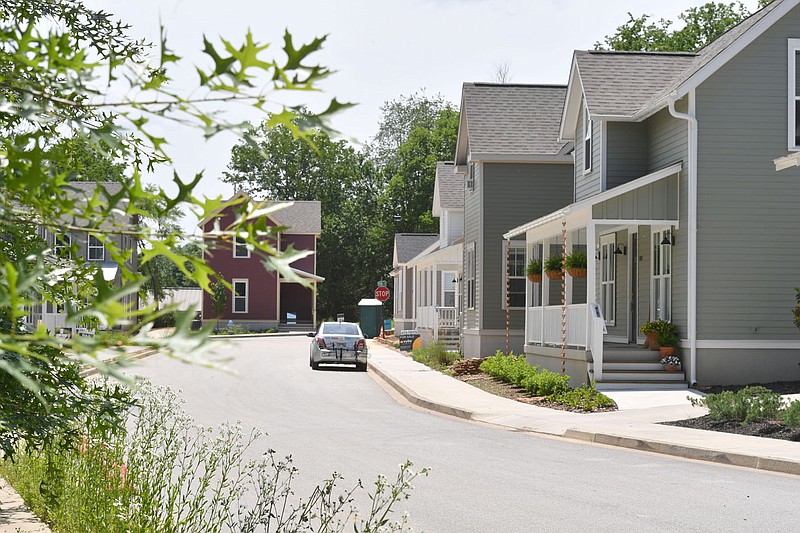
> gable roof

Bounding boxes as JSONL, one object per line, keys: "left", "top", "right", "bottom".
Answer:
{"left": 199, "top": 191, "right": 322, "bottom": 234}
{"left": 393, "top": 233, "right": 439, "bottom": 266}
{"left": 432, "top": 161, "right": 463, "bottom": 216}
{"left": 455, "top": 83, "right": 571, "bottom": 164}
{"left": 561, "top": 0, "right": 794, "bottom": 138}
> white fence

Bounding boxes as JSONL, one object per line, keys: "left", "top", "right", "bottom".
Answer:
{"left": 525, "top": 304, "right": 588, "bottom": 348}
{"left": 416, "top": 306, "right": 458, "bottom": 330}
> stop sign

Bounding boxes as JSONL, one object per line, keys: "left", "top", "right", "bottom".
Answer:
{"left": 374, "top": 286, "right": 390, "bottom": 302}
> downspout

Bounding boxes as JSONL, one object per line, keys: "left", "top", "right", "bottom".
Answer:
{"left": 667, "top": 91, "right": 698, "bottom": 386}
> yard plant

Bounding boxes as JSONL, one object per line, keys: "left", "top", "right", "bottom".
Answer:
{"left": 411, "top": 341, "right": 460, "bottom": 371}
{"left": 689, "top": 386, "right": 788, "bottom": 426}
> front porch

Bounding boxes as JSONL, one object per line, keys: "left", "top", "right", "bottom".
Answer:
{"left": 507, "top": 163, "right": 687, "bottom": 389}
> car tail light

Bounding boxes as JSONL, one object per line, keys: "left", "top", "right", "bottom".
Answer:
{"left": 316, "top": 337, "right": 327, "bottom": 349}
{"left": 356, "top": 339, "right": 366, "bottom": 351}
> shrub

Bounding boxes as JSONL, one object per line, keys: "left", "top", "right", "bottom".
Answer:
{"left": 564, "top": 250, "right": 587, "bottom": 269}
{"left": 153, "top": 311, "right": 176, "bottom": 329}
{"left": 639, "top": 320, "right": 677, "bottom": 336}
{"left": 544, "top": 255, "right": 563, "bottom": 273}
{"left": 526, "top": 259, "right": 542, "bottom": 277}
{"left": 521, "top": 370, "right": 570, "bottom": 396}
{"left": 549, "top": 382, "right": 616, "bottom": 411}
{"left": 690, "top": 386, "right": 784, "bottom": 425}
{"left": 656, "top": 330, "right": 679, "bottom": 348}
{"left": 412, "top": 342, "right": 460, "bottom": 370}
{"left": 480, "top": 352, "right": 536, "bottom": 386}
{"left": 782, "top": 400, "right": 800, "bottom": 428}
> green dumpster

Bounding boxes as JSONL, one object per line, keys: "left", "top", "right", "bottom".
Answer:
{"left": 358, "top": 298, "right": 383, "bottom": 339}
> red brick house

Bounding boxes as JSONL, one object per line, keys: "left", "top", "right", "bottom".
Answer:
{"left": 200, "top": 193, "right": 323, "bottom": 330}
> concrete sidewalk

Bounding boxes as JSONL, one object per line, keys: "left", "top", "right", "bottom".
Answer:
{"left": 367, "top": 341, "right": 800, "bottom": 476}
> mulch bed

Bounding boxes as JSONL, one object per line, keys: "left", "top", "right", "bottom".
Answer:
{"left": 662, "top": 381, "right": 800, "bottom": 442}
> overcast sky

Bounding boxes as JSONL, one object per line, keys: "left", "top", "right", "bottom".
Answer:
{"left": 84, "top": 0, "right": 761, "bottom": 230}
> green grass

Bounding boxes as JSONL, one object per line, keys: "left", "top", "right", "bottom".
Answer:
{"left": 411, "top": 342, "right": 460, "bottom": 371}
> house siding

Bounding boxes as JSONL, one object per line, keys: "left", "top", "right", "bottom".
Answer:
{"left": 647, "top": 107, "right": 688, "bottom": 172}
{"left": 695, "top": 5, "right": 800, "bottom": 341}
{"left": 574, "top": 103, "right": 603, "bottom": 201}
{"left": 463, "top": 164, "right": 482, "bottom": 330}
{"left": 482, "top": 163, "right": 574, "bottom": 332}
{"left": 281, "top": 234, "right": 316, "bottom": 273}
{"left": 606, "top": 122, "right": 649, "bottom": 190}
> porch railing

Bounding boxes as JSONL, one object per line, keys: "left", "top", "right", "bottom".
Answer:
{"left": 416, "top": 306, "right": 458, "bottom": 331}
{"left": 525, "top": 304, "right": 588, "bottom": 348}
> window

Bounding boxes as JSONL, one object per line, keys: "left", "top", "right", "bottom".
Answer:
{"left": 234, "top": 236, "right": 250, "bottom": 258}
{"left": 88, "top": 234, "right": 104, "bottom": 261}
{"left": 54, "top": 233, "right": 71, "bottom": 259}
{"left": 466, "top": 162, "right": 475, "bottom": 191}
{"left": 504, "top": 244, "right": 526, "bottom": 308}
{"left": 600, "top": 234, "right": 616, "bottom": 325}
{"left": 652, "top": 229, "right": 672, "bottom": 321}
{"left": 465, "top": 243, "right": 476, "bottom": 309}
{"left": 442, "top": 271, "right": 456, "bottom": 308}
{"left": 789, "top": 39, "right": 800, "bottom": 149}
{"left": 396, "top": 270, "right": 404, "bottom": 313}
{"left": 232, "top": 279, "right": 248, "bottom": 313}
{"left": 583, "top": 106, "right": 593, "bottom": 172}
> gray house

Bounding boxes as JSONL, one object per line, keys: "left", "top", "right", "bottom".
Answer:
{"left": 390, "top": 233, "right": 440, "bottom": 332}
{"left": 505, "top": 0, "right": 800, "bottom": 387}
{"left": 455, "top": 83, "right": 574, "bottom": 358}
{"left": 26, "top": 182, "right": 139, "bottom": 334}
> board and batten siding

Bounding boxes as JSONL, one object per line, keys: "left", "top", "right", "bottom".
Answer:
{"left": 462, "top": 163, "right": 482, "bottom": 330}
{"left": 606, "top": 122, "right": 649, "bottom": 190}
{"left": 574, "top": 103, "right": 603, "bottom": 201}
{"left": 482, "top": 162, "right": 573, "bottom": 331}
{"left": 695, "top": 5, "right": 800, "bottom": 341}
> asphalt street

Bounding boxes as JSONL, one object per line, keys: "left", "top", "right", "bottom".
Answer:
{"left": 132, "top": 337, "right": 800, "bottom": 533}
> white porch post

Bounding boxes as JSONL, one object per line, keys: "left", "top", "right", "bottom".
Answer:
{"left": 433, "top": 264, "right": 439, "bottom": 341}
{"left": 587, "top": 220, "right": 601, "bottom": 381}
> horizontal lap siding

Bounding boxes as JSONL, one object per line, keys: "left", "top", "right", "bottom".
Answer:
{"left": 696, "top": 6, "right": 800, "bottom": 340}
{"left": 606, "top": 122, "right": 648, "bottom": 190}
{"left": 648, "top": 108, "right": 688, "bottom": 172}
{"left": 483, "top": 163, "right": 574, "bottom": 331}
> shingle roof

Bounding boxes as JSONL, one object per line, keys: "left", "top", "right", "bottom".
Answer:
{"left": 579, "top": 0, "right": 786, "bottom": 118}
{"left": 462, "top": 83, "right": 569, "bottom": 155}
{"left": 61, "top": 181, "right": 131, "bottom": 229}
{"left": 271, "top": 201, "right": 321, "bottom": 234}
{"left": 576, "top": 51, "right": 696, "bottom": 116}
{"left": 435, "top": 162, "right": 463, "bottom": 210}
{"left": 394, "top": 233, "right": 439, "bottom": 264}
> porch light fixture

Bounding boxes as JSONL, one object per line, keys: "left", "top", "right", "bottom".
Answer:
{"left": 613, "top": 244, "right": 627, "bottom": 256}
{"left": 393, "top": 213, "right": 402, "bottom": 223}
{"left": 660, "top": 233, "right": 675, "bottom": 246}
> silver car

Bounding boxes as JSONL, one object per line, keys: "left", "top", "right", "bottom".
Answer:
{"left": 308, "top": 322, "right": 368, "bottom": 371}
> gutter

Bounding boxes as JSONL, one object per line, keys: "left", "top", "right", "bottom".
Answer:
{"left": 667, "top": 92, "right": 698, "bottom": 386}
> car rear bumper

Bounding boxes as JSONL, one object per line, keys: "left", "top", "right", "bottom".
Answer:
{"left": 314, "top": 349, "right": 368, "bottom": 365}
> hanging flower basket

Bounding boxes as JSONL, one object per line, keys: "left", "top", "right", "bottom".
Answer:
{"left": 545, "top": 270, "right": 562, "bottom": 281}
{"left": 566, "top": 267, "right": 587, "bottom": 278}
{"left": 527, "top": 273, "right": 542, "bottom": 283}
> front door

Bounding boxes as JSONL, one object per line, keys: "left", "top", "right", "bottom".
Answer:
{"left": 628, "top": 232, "right": 638, "bottom": 343}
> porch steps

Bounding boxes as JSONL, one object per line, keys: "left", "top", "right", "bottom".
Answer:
{"left": 437, "top": 328, "right": 460, "bottom": 352}
{"left": 592, "top": 344, "right": 688, "bottom": 391}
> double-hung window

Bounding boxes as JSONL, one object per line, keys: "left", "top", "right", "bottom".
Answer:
{"left": 583, "top": 106, "right": 593, "bottom": 172}
{"left": 442, "top": 271, "right": 456, "bottom": 308}
{"left": 232, "top": 278, "right": 248, "bottom": 313}
{"left": 466, "top": 162, "right": 476, "bottom": 191}
{"left": 465, "top": 243, "right": 476, "bottom": 309}
{"left": 54, "top": 234, "right": 71, "bottom": 259}
{"left": 88, "top": 234, "right": 104, "bottom": 261}
{"left": 599, "top": 234, "right": 616, "bottom": 325}
{"left": 789, "top": 39, "right": 800, "bottom": 150}
{"left": 504, "top": 243, "right": 526, "bottom": 309}
{"left": 234, "top": 236, "right": 250, "bottom": 258}
{"left": 652, "top": 229, "right": 672, "bottom": 321}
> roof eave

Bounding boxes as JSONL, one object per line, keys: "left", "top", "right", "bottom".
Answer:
{"left": 559, "top": 56, "right": 583, "bottom": 141}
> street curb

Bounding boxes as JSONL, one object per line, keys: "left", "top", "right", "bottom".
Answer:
{"left": 368, "top": 361, "right": 476, "bottom": 420}
{"left": 79, "top": 348, "right": 160, "bottom": 378}
{"left": 563, "top": 429, "right": 800, "bottom": 476}
{"left": 209, "top": 332, "right": 311, "bottom": 339}
{"left": 369, "top": 359, "right": 800, "bottom": 476}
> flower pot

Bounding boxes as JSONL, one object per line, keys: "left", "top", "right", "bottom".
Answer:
{"left": 566, "top": 267, "right": 587, "bottom": 278}
{"left": 659, "top": 346, "right": 676, "bottom": 357}
{"left": 645, "top": 332, "right": 659, "bottom": 351}
{"left": 665, "top": 363, "right": 677, "bottom": 372}
{"left": 527, "top": 273, "right": 542, "bottom": 283}
{"left": 545, "top": 270, "right": 562, "bottom": 281}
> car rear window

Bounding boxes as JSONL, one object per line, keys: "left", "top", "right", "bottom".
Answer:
{"left": 322, "top": 323, "right": 360, "bottom": 335}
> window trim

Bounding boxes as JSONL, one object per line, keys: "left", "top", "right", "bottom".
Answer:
{"left": 502, "top": 241, "right": 527, "bottom": 310}
{"left": 54, "top": 233, "right": 71, "bottom": 259}
{"left": 599, "top": 233, "right": 616, "bottom": 326}
{"left": 583, "top": 105, "right": 593, "bottom": 173}
{"left": 232, "top": 278, "right": 249, "bottom": 314}
{"left": 651, "top": 228, "right": 673, "bottom": 322}
{"left": 87, "top": 234, "right": 104, "bottom": 261}
{"left": 441, "top": 270, "right": 457, "bottom": 308}
{"left": 465, "top": 242, "right": 476, "bottom": 310}
{"left": 466, "top": 161, "right": 475, "bottom": 191}
{"left": 233, "top": 235, "right": 250, "bottom": 258}
{"left": 788, "top": 38, "right": 800, "bottom": 151}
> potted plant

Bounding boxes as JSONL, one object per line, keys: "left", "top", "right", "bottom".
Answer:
{"left": 657, "top": 330, "right": 679, "bottom": 357}
{"left": 544, "top": 255, "right": 563, "bottom": 280}
{"left": 526, "top": 258, "right": 543, "bottom": 283}
{"left": 564, "top": 250, "right": 587, "bottom": 278}
{"left": 639, "top": 320, "right": 678, "bottom": 351}
{"left": 659, "top": 355, "right": 681, "bottom": 372}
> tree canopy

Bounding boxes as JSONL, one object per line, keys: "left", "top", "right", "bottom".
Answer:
{"left": 596, "top": 1, "right": 775, "bottom": 52}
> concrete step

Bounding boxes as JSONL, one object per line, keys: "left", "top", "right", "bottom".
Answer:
{"left": 602, "top": 346, "right": 661, "bottom": 362}
{"left": 599, "top": 369, "right": 686, "bottom": 381}
{"left": 593, "top": 361, "right": 665, "bottom": 371}
{"left": 595, "top": 380, "right": 689, "bottom": 391}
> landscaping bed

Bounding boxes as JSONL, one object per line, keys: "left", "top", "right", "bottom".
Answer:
{"left": 665, "top": 415, "right": 800, "bottom": 441}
